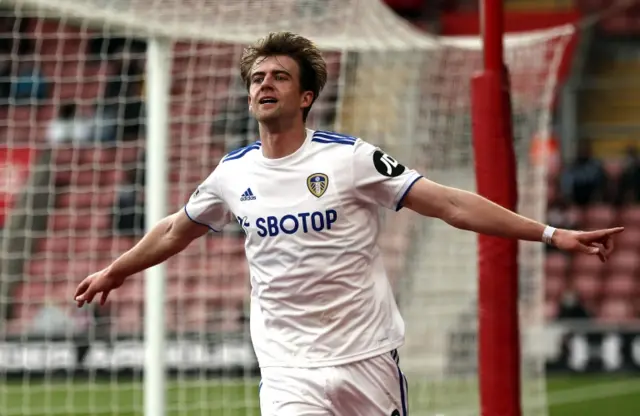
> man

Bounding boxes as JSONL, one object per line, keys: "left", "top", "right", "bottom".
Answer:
{"left": 559, "top": 140, "right": 609, "bottom": 206}
{"left": 75, "top": 32, "right": 623, "bottom": 415}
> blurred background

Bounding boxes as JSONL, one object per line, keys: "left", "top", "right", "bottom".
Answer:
{"left": 0, "top": 0, "right": 639, "bottom": 415}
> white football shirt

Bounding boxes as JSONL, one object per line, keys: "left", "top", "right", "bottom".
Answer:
{"left": 185, "top": 129, "right": 422, "bottom": 368}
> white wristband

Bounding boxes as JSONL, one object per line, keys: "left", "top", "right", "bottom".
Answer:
{"left": 542, "top": 225, "right": 556, "bottom": 245}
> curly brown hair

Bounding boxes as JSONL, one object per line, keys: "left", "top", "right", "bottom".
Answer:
{"left": 240, "top": 31, "right": 327, "bottom": 122}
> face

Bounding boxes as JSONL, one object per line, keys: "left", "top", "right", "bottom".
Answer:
{"left": 247, "top": 55, "right": 314, "bottom": 124}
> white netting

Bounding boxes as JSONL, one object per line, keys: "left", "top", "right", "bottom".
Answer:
{"left": 0, "top": 1, "right": 573, "bottom": 415}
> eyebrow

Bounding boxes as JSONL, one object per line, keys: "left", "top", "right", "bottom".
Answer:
{"left": 251, "top": 69, "right": 291, "bottom": 78}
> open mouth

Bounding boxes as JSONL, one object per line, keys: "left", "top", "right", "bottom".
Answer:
{"left": 259, "top": 97, "right": 278, "bottom": 104}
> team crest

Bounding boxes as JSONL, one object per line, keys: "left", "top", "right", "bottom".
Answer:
{"left": 307, "top": 173, "right": 328, "bottom": 198}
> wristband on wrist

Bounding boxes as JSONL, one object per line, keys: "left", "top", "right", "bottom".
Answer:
{"left": 542, "top": 225, "right": 556, "bottom": 245}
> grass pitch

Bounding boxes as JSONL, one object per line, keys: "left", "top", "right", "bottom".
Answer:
{"left": 1, "top": 375, "right": 640, "bottom": 415}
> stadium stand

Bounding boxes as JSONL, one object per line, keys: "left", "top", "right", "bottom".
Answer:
{"left": 546, "top": 161, "right": 640, "bottom": 322}
{"left": 540, "top": 0, "right": 640, "bottom": 323}
{"left": 579, "top": 0, "right": 640, "bottom": 34}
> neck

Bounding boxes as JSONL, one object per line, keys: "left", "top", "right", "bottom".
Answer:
{"left": 259, "top": 118, "right": 307, "bottom": 159}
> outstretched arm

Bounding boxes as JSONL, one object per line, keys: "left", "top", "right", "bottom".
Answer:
{"left": 74, "top": 209, "right": 209, "bottom": 306}
{"left": 106, "top": 209, "right": 208, "bottom": 278}
{"left": 402, "top": 178, "right": 623, "bottom": 258}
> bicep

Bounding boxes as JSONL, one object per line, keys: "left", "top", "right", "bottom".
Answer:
{"left": 170, "top": 209, "right": 211, "bottom": 244}
{"left": 401, "top": 177, "right": 455, "bottom": 219}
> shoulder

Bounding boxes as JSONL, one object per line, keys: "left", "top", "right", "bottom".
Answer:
{"left": 311, "top": 130, "right": 358, "bottom": 147}
{"left": 198, "top": 141, "right": 261, "bottom": 188}
{"left": 311, "top": 130, "right": 380, "bottom": 156}
{"left": 220, "top": 141, "right": 262, "bottom": 164}
{"left": 310, "top": 130, "right": 368, "bottom": 159}
{"left": 309, "top": 131, "right": 383, "bottom": 165}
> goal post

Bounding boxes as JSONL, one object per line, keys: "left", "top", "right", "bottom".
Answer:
{"left": 144, "top": 36, "right": 171, "bottom": 416}
{"left": 473, "top": 0, "right": 521, "bottom": 414}
{"left": 0, "top": 1, "right": 575, "bottom": 416}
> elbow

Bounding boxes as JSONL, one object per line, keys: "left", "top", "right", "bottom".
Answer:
{"left": 405, "top": 180, "right": 473, "bottom": 230}
{"left": 441, "top": 206, "right": 470, "bottom": 230}
{"left": 165, "top": 210, "right": 207, "bottom": 250}
{"left": 440, "top": 190, "right": 472, "bottom": 230}
{"left": 162, "top": 213, "right": 178, "bottom": 235}
{"left": 162, "top": 214, "right": 190, "bottom": 250}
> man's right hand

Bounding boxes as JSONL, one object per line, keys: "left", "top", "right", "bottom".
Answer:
{"left": 72, "top": 210, "right": 210, "bottom": 308}
{"left": 74, "top": 269, "right": 126, "bottom": 308}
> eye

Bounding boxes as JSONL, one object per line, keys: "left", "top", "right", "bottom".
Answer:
{"left": 252, "top": 76, "right": 263, "bottom": 84}
{"left": 275, "top": 74, "right": 287, "bottom": 81}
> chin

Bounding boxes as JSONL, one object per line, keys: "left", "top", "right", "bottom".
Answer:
{"left": 256, "top": 111, "right": 281, "bottom": 123}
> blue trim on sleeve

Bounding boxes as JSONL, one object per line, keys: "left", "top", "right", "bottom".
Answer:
{"left": 222, "top": 142, "right": 262, "bottom": 163}
{"left": 312, "top": 137, "right": 356, "bottom": 146}
{"left": 314, "top": 130, "right": 357, "bottom": 141}
{"left": 226, "top": 140, "right": 261, "bottom": 156}
{"left": 395, "top": 176, "right": 423, "bottom": 212}
{"left": 313, "top": 131, "right": 356, "bottom": 141}
{"left": 312, "top": 131, "right": 356, "bottom": 146}
{"left": 225, "top": 146, "right": 247, "bottom": 158}
{"left": 183, "top": 205, "right": 220, "bottom": 232}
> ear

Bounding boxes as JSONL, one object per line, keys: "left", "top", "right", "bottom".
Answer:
{"left": 247, "top": 95, "right": 253, "bottom": 112}
{"left": 300, "top": 91, "right": 314, "bottom": 110}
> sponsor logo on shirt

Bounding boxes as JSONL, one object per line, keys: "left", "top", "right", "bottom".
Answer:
{"left": 255, "top": 209, "right": 338, "bottom": 237}
{"left": 373, "top": 150, "right": 405, "bottom": 177}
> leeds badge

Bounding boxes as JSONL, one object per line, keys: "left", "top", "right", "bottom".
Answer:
{"left": 307, "top": 173, "right": 328, "bottom": 198}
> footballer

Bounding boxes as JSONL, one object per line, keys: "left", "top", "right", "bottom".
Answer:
{"left": 75, "top": 31, "right": 623, "bottom": 415}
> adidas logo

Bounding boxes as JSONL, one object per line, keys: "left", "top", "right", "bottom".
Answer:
{"left": 240, "top": 188, "right": 257, "bottom": 201}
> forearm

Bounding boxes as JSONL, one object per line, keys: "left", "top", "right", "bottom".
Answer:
{"left": 444, "top": 188, "right": 546, "bottom": 242}
{"left": 105, "top": 214, "right": 190, "bottom": 280}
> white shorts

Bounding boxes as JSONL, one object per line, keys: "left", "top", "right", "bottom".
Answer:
{"left": 258, "top": 350, "right": 409, "bottom": 416}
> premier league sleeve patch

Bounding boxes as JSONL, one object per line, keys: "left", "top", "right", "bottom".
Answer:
{"left": 307, "top": 173, "right": 329, "bottom": 198}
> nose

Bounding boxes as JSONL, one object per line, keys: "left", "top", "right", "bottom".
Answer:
{"left": 259, "top": 73, "right": 276, "bottom": 88}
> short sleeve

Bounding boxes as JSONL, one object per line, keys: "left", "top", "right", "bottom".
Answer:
{"left": 351, "top": 139, "right": 422, "bottom": 211}
{"left": 184, "top": 167, "right": 232, "bottom": 232}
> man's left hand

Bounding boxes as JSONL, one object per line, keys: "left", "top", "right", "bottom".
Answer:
{"left": 552, "top": 227, "right": 625, "bottom": 262}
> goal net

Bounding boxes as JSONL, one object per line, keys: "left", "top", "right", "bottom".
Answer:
{"left": 0, "top": 0, "right": 573, "bottom": 415}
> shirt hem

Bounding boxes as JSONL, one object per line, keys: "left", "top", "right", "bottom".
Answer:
{"left": 183, "top": 205, "right": 221, "bottom": 232}
{"left": 256, "top": 338, "right": 405, "bottom": 369}
{"left": 394, "top": 173, "right": 423, "bottom": 211}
